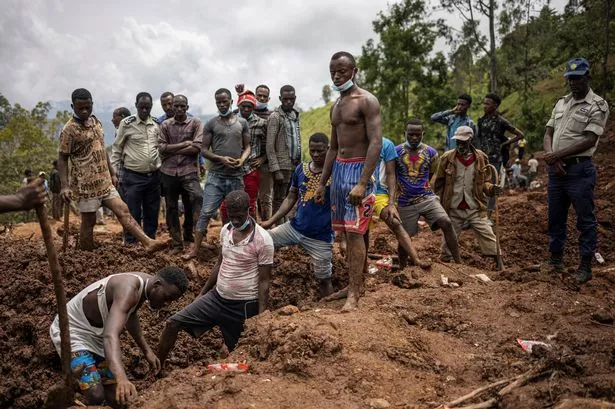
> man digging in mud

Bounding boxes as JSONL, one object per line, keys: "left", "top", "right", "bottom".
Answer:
{"left": 158, "top": 191, "right": 274, "bottom": 372}
{"left": 49, "top": 267, "right": 189, "bottom": 407}
{"left": 315, "top": 51, "right": 382, "bottom": 311}
{"left": 261, "top": 132, "right": 335, "bottom": 298}
{"left": 0, "top": 178, "right": 47, "bottom": 213}
{"left": 58, "top": 88, "right": 166, "bottom": 252}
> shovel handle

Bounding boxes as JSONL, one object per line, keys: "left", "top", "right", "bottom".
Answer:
{"left": 35, "top": 206, "right": 72, "bottom": 390}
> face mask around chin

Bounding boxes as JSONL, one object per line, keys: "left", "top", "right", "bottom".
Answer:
{"left": 219, "top": 107, "right": 233, "bottom": 117}
{"left": 255, "top": 101, "right": 268, "bottom": 110}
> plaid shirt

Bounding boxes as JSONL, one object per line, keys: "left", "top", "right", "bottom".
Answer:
{"left": 159, "top": 117, "right": 204, "bottom": 177}
{"left": 244, "top": 114, "right": 268, "bottom": 172}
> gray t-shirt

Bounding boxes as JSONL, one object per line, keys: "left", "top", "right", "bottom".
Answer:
{"left": 204, "top": 115, "right": 249, "bottom": 177}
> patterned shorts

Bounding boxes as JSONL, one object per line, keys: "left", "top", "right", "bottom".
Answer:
{"left": 71, "top": 350, "right": 116, "bottom": 391}
{"left": 330, "top": 157, "right": 375, "bottom": 234}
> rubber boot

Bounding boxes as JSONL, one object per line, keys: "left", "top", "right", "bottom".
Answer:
{"left": 571, "top": 255, "right": 592, "bottom": 284}
{"left": 546, "top": 252, "right": 564, "bottom": 272}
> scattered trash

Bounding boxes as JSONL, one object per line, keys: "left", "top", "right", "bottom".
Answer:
{"left": 517, "top": 339, "right": 551, "bottom": 353}
{"left": 471, "top": 273, "right": 492, "bottom": 283}
{"left": 375, "top": 256, "right": 394, "bottom": 269}
{"left": 207, "top": 363, "right": 249, "bottom": 373}
{"left": 367, "top": 264, "right": 379, "bottom": 275}
{"left": 440, "top": 275, "right": 460, "bottom": 288}
{"left": 595, "top": 252, "right": 605, "bottom": 264}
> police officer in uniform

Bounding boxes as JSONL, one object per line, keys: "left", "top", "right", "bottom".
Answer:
{"left": 111, "top": 92, "right": 162, "bottom": 245}
{"left": 543, "top": 58, "right": 609, "bottom": 284}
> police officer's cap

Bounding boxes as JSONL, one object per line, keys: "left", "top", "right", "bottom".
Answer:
{"left": 564, "top": 57, "right": 590, "bottom": 77}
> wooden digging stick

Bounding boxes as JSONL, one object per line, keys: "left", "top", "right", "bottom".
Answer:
{"left": 487, "top": 164, "right": 505, "bottom": 271}
{"left": 62, "top": 204, "right": 69, "bottom": 252}
{"left": 35, "top": 205, "right": 73, "bottom": 400}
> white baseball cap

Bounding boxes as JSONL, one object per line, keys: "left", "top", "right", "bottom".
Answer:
{"left": 453, "top": 125, "right": 474, "bottom": 141}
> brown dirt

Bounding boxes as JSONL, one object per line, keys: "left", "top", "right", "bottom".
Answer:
{"left": 1, "top": 123, "right": 615, "bottom": 409}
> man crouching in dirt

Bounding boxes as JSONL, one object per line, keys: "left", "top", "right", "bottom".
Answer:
{"left": 158, "top": 190, "right": 274, "bottom": 373}
{"left": 261, "top": 132, "right": 336, "bottom": 298}
{"left": 49, "top": 267, "right": 189, "bottom": 407}
{"left": 58, "top": 88, "right": 166, "bottom": 252}
{"left": 432, "top": 126, "right": 504, "bottom": 269}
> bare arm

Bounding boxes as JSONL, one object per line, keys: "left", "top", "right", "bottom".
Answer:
{"left": 357, "top": 96, "right": 383, "bottom": 187}
{"left": 200, "top": 254, "right": 222, "bottom": 296}
{"left": 550, "top": 131, "right": 599, "bottom": 159}
{"left": 0, "top": 179, "right": 47, "bottom": 213}
{"left": 543, "top": 126, "right": 554, "bottom": 153}
{"left": 58, "top": 153, "right": 71, "bottom": 202}
{"left": 126, "top": 311, "right": 152, "bottom": 356}
{"left": 319, "top": 119, "right": 338, "bottom": 187}
{"left": 258, "top": 264, "right": 271, "bottom": 313}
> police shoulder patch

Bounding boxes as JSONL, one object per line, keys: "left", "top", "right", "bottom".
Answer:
{"left": 595, "top": 99, "right": 608, "bottom": 113}
{"left": 151, "top": 116, "right": 160, "bottom": 124}
{"left": 123, "top": 115, "right": 137, "bottom": 125}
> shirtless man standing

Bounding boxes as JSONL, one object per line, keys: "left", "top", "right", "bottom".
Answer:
{"left": 315, "top": 51, "right": 382, "bottom": 311}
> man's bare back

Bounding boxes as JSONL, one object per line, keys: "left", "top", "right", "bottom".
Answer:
{"left": 82, "top": 272, "right": 149, "bottom": 328}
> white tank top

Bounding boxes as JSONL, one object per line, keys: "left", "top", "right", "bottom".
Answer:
{"left": 49, "top": 273, "right": 146, "bottom": 357}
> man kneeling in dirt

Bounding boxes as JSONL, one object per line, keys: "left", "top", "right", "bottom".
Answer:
{"left": 432, "top": 126, "right": 503, "bottom": 269}
{"left": 261, "top": 133, "right": 335, "bottom": 298}
{"left": 49, "top": 267, "right": 189, "bottom": 407}
{"left": 158, "top": 190, "right": 274, "bottom": 372}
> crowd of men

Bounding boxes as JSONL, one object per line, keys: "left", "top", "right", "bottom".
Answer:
{"left": 0, "top": 54, "right": 608, "bottom": 407}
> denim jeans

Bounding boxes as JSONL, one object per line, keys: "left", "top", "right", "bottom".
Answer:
{"left": 268, "top": 222, "right": 333, "bottom": 279}
{"left": 119, "top": 169, "right": 161, "bottom": 244}
{"left": 548, "top": 160, "right": 597, "bottom": 257}
{"left": 196, "top": 172, "right": 244, "bottom": 233}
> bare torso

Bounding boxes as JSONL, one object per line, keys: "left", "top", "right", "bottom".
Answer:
{"left": 331, "top": 87, "right": 375, "bottom": 158}
{"left": 82, "top": 272, "right": 150, "bottom": 328}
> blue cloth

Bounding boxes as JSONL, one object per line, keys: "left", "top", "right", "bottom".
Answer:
{"left": 330, "top": 158, "right": 375, "bottom": 234}
{"left": 430, "top": 111, "right": 476, "bottom": 150}
{"left": 548, "top": 160, "right": 597, "bottom": 257}
{"left": 395, "top": 143, "right": 438, "bottom": 207}
{"left": 120, "top": 169, "right": 161, "bottom": 243}
{"left": 289, "top": 163, "right": 334, "bottom": 243}
{"left": 374, "top": 137, "right": 398, "bottom": 195}
{"left": 196, "top": 172, "right": 244, "bottom": 232}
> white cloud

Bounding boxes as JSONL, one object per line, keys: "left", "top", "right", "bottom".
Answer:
{"left": 0, "top": 0, "right": 569, "bottom": 116}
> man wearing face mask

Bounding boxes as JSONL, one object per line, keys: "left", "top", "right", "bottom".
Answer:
{"left": 432, "top": 126, "right": 503, "bottom": 269}
{"left": 184, "top": 89, "right": 251, "bottom": 260}
{"left": 266, "top": 85, "right": 301, "bottom": 221}
{"left": 159, "top": 191, "right": 273, "bottom": 372}
{"left": 220, "top": 89, "right": 268, "bottom": 220}
{"left": 395, "top": 119, "right": 461, "bottom": 264}
{"left": 111, "top": 92, "right": 162, "bottom": 245}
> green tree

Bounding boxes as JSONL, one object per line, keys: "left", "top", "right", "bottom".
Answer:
{"left": 322, "top": 85, "right": 332, "bottom": 104}
{"left": 358, "top": 0, "right": 450, "bottom": 142}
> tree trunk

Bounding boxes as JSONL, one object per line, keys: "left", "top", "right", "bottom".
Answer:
{"left": 489, "top": 0, "right": 498, "bottom": 93}
{"left": 602, "top": 0, "right": 613, "bottom": 99}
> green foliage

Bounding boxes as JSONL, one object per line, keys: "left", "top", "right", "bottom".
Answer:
{"left": 300, "top": 103, "right": 333, "bottom": 158}
{"left": 0, "top": 94, "right": 69, "bottom": 223}
{"left": 358, "top": 0, "right": 451, "bottom": 142}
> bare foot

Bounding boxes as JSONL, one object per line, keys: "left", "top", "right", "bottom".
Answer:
{"left": 319, "top": 279, "right": 334, "bottom": 299}
{"left": 145, "top": 240, "right": 167, "bottom": 253}
{"left": 322, "top": 286, "right": 348, "bottom": 302}
{"left": 417, "top": 260, "right": 432, "bottom": 270}
{"left": 341, "top": 291, "right": 359, "bottom": 313}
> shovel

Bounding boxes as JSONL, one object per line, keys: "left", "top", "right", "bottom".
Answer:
{"left": 487, "top": 164, "right": 505, "bottom": 271}
{"left": 35, "top": 205, "right": 74, "bottom": 408}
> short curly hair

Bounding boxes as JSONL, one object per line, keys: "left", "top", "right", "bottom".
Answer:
{"left": 226, "top": 190, "right": 250, "bottom": 213}
{"left": 157, "top": 266, "right": 189, "bottom": 294}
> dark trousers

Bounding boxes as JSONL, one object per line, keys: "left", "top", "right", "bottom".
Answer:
{"left": 162, "top": 172, "right": 203, "bottom": 249}
{"left": 120, "top": 169, "right": 161, "bottom": 244}
{"left": 548, "top": 160, "right": 597, "bottom": 257}
{"left": 272, "top": 169, "right": 293, "bottom": 222}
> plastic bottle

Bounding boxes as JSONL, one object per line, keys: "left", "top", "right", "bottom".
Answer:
{"left": 595, "top": 252, "right": 605, "bottom": 264}
{"left": 207, "top": 363, "right": 249, "bottom": 373}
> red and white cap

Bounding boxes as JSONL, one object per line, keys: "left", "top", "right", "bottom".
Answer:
{"left": 237, "top": 90, "right": 257, "bottom": 106}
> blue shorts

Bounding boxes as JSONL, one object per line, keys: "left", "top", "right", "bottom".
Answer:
{"left": 71, "top": 350, "right": 116, "bottom": 391}
{"left": 330, "top": 157, "right": 375, "bottom": 234}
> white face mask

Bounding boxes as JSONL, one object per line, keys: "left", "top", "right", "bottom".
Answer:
{"left": 332, "top": 72, "right": 355, "bottom": 92}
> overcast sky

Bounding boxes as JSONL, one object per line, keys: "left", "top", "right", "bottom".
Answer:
{"left": 1, "top": 0, "right": 567, "bottom": 117}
